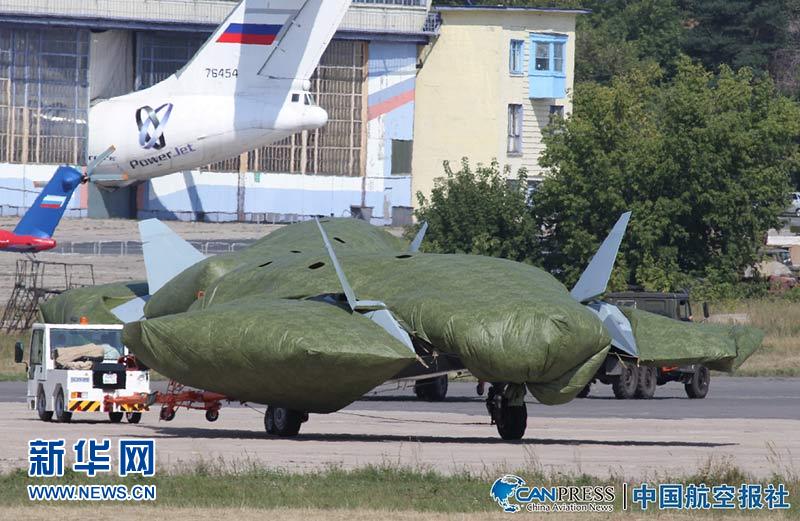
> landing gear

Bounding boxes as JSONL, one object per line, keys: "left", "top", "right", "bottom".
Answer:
{"left": 414, "top": 375, "right": 448, "bottom": 402}
{"left": 265, "top": 406, "right": 308, "bottom": 437}
{"left": 634, "top": 366, "right": 657, "bottom": 399}
{"left": 205, "top": 409, "right": 219, "bottom": 422}
{"left": 486, "top": 384, "right": 527, "bottom": 441}
{"left": 685, "top": 365, "right": 710, "bottom": 399}
{"left": 612, "top": 361, "right": 639, "bottom": 399}
{"left": 160, "top": 407, "right": 176, "bottom": 422}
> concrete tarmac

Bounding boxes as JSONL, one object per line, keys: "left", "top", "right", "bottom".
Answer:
{"left": 1, "top": 378, "right": 797, "bottom": 479}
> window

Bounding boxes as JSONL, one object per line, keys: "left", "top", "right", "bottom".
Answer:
{"left": 291, "top": 94, "right": 300, "bottom": 103}
{"left": 391, "top": 139, "right": 413, "bottom": 175}
{"left": 0, "top": 27, "right": 90, "bottom": 165}
{"left": 529, "top": 33, "right": 568, "bottom": 99}
{"left": 509, "top": 40, "right": 524, "bottom": 75}
{"left": 507, "top": 104, "right": 523, "bottom": 155}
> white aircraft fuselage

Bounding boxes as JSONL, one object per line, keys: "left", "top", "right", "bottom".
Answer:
{"left": 85, "top": 0, "right": 350, "bottom": 187}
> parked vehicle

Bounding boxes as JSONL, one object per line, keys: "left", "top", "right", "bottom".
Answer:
{"left": 577, "top": 291, "right": 711, "bottom": 400}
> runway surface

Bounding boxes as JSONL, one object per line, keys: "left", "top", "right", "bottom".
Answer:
{"left": 2, "top": 376, "right": 797, "bottom": 419}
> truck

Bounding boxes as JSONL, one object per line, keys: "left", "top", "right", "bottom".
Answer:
{"left": 15, "top": 322, "right": 150, "bottom": 423}
{"left": 577, "top": 291, "right": 711, "bottom": 400}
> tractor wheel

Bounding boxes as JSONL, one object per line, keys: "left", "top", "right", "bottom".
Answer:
{"left": 634, "top": 367, "right": 657, "bottom": 399}
{"left": 108, "top": 412, "right": 124, "bottom": 423}
{"left": 612, "top": 362, "right": 639, "bottom": 400}
{"left": 54, "top": 390, "right": 72, "bottom": 423}
{"left": 37, "top": 387, "right": 52, "bottom": 422}
{"left": 685, "top": 365, "right": 710, "bottom": 399}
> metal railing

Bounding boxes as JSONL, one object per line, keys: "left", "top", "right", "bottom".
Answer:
{"left": 0, "top": 0, "right": 436, "bottom": 35}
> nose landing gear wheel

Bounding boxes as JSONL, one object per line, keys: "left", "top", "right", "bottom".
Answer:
{"left": 160, "top": 407, "right": 176, "bottom": 422}
{"left": 265, "top": 406, "right": 307, "bottom": 437}
{"left": 486, "top": 384, "right": 528, "bottom": 441}
{"left": 205, "top": 409, "right": 219, "bottom": 422}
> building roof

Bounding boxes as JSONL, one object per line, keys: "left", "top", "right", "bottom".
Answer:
{"left": 434, "top": 6, "right": 590, "bottom": 15}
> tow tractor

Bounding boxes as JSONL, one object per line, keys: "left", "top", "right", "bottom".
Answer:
{"left": 16, "top": 322, "right": 150, "bottom": 423}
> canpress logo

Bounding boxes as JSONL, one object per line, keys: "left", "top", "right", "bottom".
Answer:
{"left": 136, "top": 103, "right": 173, "bottom": 150}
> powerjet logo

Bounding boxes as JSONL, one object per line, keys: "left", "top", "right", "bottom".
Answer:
{"left": 136, "top": 103, "right": 173, "bottom": 150}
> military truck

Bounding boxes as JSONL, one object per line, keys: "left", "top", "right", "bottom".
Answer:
{"left": 578, "top": 291, "right": 711, "bottom": 400}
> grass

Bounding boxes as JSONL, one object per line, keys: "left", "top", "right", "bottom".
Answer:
{"left": 712, "top": 300, "right": 800, "bottom": 377}
{"left": 0, "top": 330, "right": 26, "bottom": 381}
{"left": 0, "top": 461, "right": 796, "bottom": 517}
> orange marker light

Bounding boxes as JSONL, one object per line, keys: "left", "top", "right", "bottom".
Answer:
{"left": 79, "top": 316, "right": 89, "bottom": 325}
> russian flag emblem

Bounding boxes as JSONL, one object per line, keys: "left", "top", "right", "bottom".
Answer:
{"left": 217, "top": 23, "right": 283, "bottom": 46}
{"left": 40, "top": 195, "right": 66, "bottom": 209}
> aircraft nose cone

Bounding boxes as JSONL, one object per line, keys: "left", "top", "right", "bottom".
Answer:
{"left": 304, "top": 107, "right": 328, "bottom": 129}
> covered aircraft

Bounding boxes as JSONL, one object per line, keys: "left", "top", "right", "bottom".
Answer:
{"left": 87, "top": 0, "right": 350, "bottom": 187}
{"left": 0, "top": 166, "right": 84, "bottom": 254}
{"left": 40, "top": 217, "right": 763, "bottom": 440}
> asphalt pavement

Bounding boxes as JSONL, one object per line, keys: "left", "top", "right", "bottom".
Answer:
{"left": 3, "top": 376, "right": 797, "bottom": 420}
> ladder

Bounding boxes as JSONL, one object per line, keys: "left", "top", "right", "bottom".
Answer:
{"left": 1, "top": 259, "right": 95, "bottom": 332}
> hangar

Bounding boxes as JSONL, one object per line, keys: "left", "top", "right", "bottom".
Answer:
{"left": 0, "top": 1, "right": 581, "bottom": 224}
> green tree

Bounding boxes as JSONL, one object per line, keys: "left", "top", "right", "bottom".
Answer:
{"left": 410, "top": 159, "right": 539, "bottom": 262}
{"left": 533, "top": 58, "right": 800, "bottom": 290}
{"left": 679, "top": 0, "right": 788, "bottom": 75}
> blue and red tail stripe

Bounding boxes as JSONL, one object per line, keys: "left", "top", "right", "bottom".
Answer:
{"left": 217, "top": 23, "right": 283, "bottom": 45}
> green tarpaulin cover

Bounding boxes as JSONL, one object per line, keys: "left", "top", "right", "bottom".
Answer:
{"left": 40, "top": 218, "right": 764, "bottom": 412}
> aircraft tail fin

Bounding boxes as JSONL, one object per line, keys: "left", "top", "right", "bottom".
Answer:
{"left": 570, "top": 212, "right": 632, "bottom": 304}
{"left": 139, "top": 219, "right": 205, "bottom": 295}
{"left": 13, "top": 166, "right": 83, "bottom": 239}
{"left": 176, "top": 0, "right": 351, "bottom": 92}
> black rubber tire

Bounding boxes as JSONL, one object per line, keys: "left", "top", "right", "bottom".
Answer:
{"left": 414, "top": 375, "right": 448, "bottom": 402}
{"left": 205, "top": 409, "right": 219, "bottom": 422}
{"left": 126, "top": 412, "right": 142, "bottom": 424}
{"left": 54, "top": 390, "right": 71, "bottom": 423}
{"left": 685, "top": 365, "right": 710, "bottom": 399}
{"left": 108, "top": 412, "right": 124, "bottom": 423}
{"left": 496, "top": 402, "right": 527, "bottom": 441}
{"left": 612, "top": 362, "right": 639, "bottom": 400}
{"left": 634, "top": 367, "right": 657, "bottom": 399}
{"left": 36, "top": 387, "right": 52, "bottom": 422}
{"left": 160, "top": 408, "right": 176, "bottom": 422}
{"left": 266, "top": 406, "right": 303, "bottom": 437}
{"left": 577, "top": 384, "right": 591, "bottom": 398}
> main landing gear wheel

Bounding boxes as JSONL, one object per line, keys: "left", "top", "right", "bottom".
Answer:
{"left": 37, "top": 387, "right": 52, "bottom": 422}
{"left": 109, "top": 412, "right": 124, "bottom": 423}
{"left": 486, "top": 385, "right": 528, "bottom": 441}
{"left": 414, "top": 375, "right": 449, "bottom": 402}
{"left": 54, "top": 389, "right": 72, "bottom": 423}
{"left": 612, "top": 362, "right": 639, "bottom": 400}
{"left": 265, "top": 406, "right": 307, "bottom": 437}
{"left": 685, "top": 365, "right": 710, "bottom": 399}
{"left": 634, "top": 366, "right": 657, "bottom": 399}
{"left": 126, "top": 412, "right": 142, "bottom": 424}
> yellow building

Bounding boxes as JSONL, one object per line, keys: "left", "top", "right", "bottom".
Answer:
{"left": 412, "top": 6, "right": 586, "bottom": 204}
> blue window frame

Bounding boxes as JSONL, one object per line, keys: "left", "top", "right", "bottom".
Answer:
{"left": 529, "top": 33, "right": 568, "bottom": 99}
{"left": 509, "top": 40, "right": 524, "bottom": 75}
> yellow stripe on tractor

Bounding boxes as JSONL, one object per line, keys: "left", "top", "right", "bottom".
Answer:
{"left": 118, "top": 403, "right": 146, "bottom": 412}
{"left": 68, "top": 400, "right": 101, "bottom": 412}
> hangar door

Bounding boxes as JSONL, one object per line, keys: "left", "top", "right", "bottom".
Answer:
{"left": 136, "top": 33, "right": 366, "bottom": 177}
